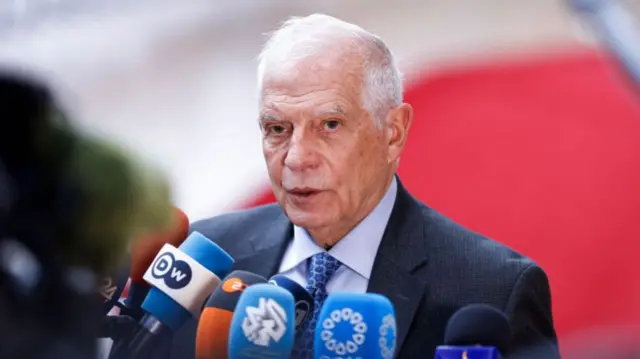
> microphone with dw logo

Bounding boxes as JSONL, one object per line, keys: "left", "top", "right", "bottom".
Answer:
{"left": 110, "top": 231, "right": 234, "bottom": 358}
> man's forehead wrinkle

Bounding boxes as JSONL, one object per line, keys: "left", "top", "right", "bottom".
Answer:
{"left": 318, "top": 104, "right": 348, "bottom": 117}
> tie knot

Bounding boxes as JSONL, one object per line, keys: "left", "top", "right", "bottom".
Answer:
{"left": 306, "top": 252, "right": 341, "bottom": 293}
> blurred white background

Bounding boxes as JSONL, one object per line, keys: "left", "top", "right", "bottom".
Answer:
{"left": 0, "top": 0, "right": 617, "bottom": 220}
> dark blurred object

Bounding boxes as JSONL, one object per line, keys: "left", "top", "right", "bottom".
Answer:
{"left": 0, "top": 67, "right": 174, "bottom": 358}
{"left": 99, "top": 315, "right": 138, "bottom": 341}
{"left": 0, "top": 69, "right": 100, "bottom": 359}
{"left": 570, "top": 0, "right": 640, "bottom": 91}
{"left": 101, "top": 253, "right": 131, "bottom": 316}
{"left": 444, "top": 304, "right": 512, "bottom": 354}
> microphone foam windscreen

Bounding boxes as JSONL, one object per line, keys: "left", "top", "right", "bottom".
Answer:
{"left": 130, "top": 207, "right": 189, "bottom": 284}
{"left": 268, "top": 274, "right": 313, "bottom": 331}
{"left": 444, "top": 304, "right": 511, "bottom": 353}
{"left": 196, "top": 271, "right": 268, "bottom": 359}
{"left": 100, "top": 252, "right": 131, "bottom": 315}
{"left": 228, "top": 284, "right": 295, "bottom": 359}
{"left": 314, "top": 292, "right": 397, "bottom": 359}
{"left": 141, "top": 231, "right": 234, "bottom": 331}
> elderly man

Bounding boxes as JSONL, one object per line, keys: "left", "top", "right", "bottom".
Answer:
{"left": 168, "top": 13, "right": 560, "bottom": 359}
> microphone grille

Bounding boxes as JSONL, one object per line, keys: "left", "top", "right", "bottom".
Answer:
{"left": 444, "top": 304, "right": 511, "bottom": 353}
{"left": 195, "top": 307, "right": 234, "bottom": 359}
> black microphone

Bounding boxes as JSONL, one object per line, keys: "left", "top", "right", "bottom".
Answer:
{"left": 100, "top": 253, "right": 131, "bottom": 317}
{"left": 570, "top": 0, "right": 640, "bottom": 90}
{"left": 99, "top": 315, "right": 138, "bottom": 342}
{"left": 435, "top": 304, "right": 511, "bottom": 359}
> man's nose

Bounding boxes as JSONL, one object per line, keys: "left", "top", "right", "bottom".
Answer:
{"left": 284, "top": 132, "right": 319, "bottom": 171}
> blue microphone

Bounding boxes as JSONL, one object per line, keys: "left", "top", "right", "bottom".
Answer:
{"left": 435, "top": 304, "right": 511, "bottom": 359}
{"left": 110, "top": 231, "right": 234, "bottom": 358}
{"left": 314, "top": 292, "right": 397, "bottom": 359}
{"left": 268, "top": 275, "right": 313, "bottom": 331}
{"left": 228, "top": 283, "right": 295, "bottom": 359}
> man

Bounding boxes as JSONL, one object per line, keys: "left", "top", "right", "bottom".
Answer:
{"left": 169, "top": 13, "right": 560, "bottom": 358}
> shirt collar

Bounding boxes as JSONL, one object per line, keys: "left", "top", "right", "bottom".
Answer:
{"left": 280, "top": 177, "right": 398, "bottom": 280}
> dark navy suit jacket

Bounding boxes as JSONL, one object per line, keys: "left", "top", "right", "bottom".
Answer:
{"left": 161, "top": 179, "right": 560, "bottom": 358}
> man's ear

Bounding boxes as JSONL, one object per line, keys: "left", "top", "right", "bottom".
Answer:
{"left": 385, "top": 103, "right": 413, "bottom": 163}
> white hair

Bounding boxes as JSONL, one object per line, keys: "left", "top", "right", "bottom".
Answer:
{"left": 257, "top": 13, "right": 404, "bottom": 126}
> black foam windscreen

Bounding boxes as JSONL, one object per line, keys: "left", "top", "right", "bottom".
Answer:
{"left": 100, "top": 253, "right": 131, "bottom": 316}
{"left": 444, "top": 304, "right": 511, "bottom": 354}
{"left": 204, "top": 270, "right": 268, "bottom": 311}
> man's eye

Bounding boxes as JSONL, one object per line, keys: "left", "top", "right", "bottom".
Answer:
{"left": 267, "top": 125, "right": 287, "bottom": 135}
{"left": 323, "top": 120, "right": 341, "bottom": 131}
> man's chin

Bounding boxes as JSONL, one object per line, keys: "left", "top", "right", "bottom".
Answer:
{"left": 284, "top": 208, "right": 329, "bottom": 229}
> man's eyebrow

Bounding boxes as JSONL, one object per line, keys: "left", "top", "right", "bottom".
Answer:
{"left": 258, "top": 113, "right": 281, "bottom": 122}
{"left": 317, "top": 105, "right": 348, "bottom": 117}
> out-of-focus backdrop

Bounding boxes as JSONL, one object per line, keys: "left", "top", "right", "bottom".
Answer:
{"left": 2, "top": 0, "right": 639, "bottom": 355}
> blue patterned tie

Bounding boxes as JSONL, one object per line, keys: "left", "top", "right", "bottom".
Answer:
{"left": 291, "top": 252, "right": 342, "bottom": 359}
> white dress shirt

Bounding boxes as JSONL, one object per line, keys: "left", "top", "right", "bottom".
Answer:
{"left": 277, "top": 177, "right": 398, "bottom": 294}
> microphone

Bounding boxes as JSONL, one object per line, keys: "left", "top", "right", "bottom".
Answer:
{"left": 435, "top": 304, "right": 511, "bottom": 359}
{"left": 111, "top": 231, "right": 234, "bottom": 358}
{"left": 121, "top": 207, "right": 190, "bottom": 319}
{"left": 195, "top": 271, "right": 268, "bottom": 359}
{"left": 268, "top": 274, "right": 313, "bottom": 331}
{"left": 228, "top": 283, "right": 295, "bottom": 359}
{"left": 100, "top": 252, "right": 131, "bottom": 316}
{"left": 100, "top": 209, "right": 188, "bottom": 343}
{"left": 99, "top": 315, "right": 139, "bottom": 341}
{"left": 314, "top": 292, "right": 397, "bottom": 359}
{"left": 570, "top": 0, "right": 640, "bottom": 89}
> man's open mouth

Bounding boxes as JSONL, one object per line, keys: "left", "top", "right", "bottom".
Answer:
{"left": 288, "top": 188, "right": 321, "bottom": 198}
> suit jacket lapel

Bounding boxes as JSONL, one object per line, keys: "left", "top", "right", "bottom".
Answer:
{"left": 230, "top": 211, "right": 292, "bottom": 279}
{"left": 368, "top": 178, "right": 429, "bottom": 353}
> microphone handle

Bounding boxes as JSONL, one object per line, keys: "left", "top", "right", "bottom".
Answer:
{"left": 99, "top": 315, "right": 138, "bottom": 339}
{"left": 104, "top": 316, "right": 138, "bottom": 359}
{"left": 122, "top": 283, "right": 150, "bottom": 320}
{"left": 129, "top": 314, "right": 168, "bottom": 358}
{"left": 108, "top": 314, "right": 166, "bottom": 359}
{"left": 108, "top": 340, "right": 132, "bottom": 359}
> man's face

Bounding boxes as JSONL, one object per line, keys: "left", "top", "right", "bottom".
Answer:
{"left": 259, "top": 56, "right": 396, "bottom": 232}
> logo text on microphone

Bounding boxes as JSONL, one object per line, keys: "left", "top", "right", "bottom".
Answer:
{"left": 151, "top": 252, "right": 193, "bottom": 289}
{"left": 242, "top": 297, "right": 288, "bottom": 347}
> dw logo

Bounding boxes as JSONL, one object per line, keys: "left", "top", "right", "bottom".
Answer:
{"left": 151, "top": 252, "right": 192, "bottom": 289}
{"left": 242, "top": 297, "right": 288, "bottom": 347}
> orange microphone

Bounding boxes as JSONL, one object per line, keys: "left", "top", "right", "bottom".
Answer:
{"left": 195, "top": 271, "right": 268, "bottom": 359}
{"left": 122, "top": 207, "right": 190, "bottom": 319}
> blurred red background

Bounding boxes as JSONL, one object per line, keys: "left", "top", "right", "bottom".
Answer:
{"left": 244, "top": 48, "right": 640, "bottom": 344}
